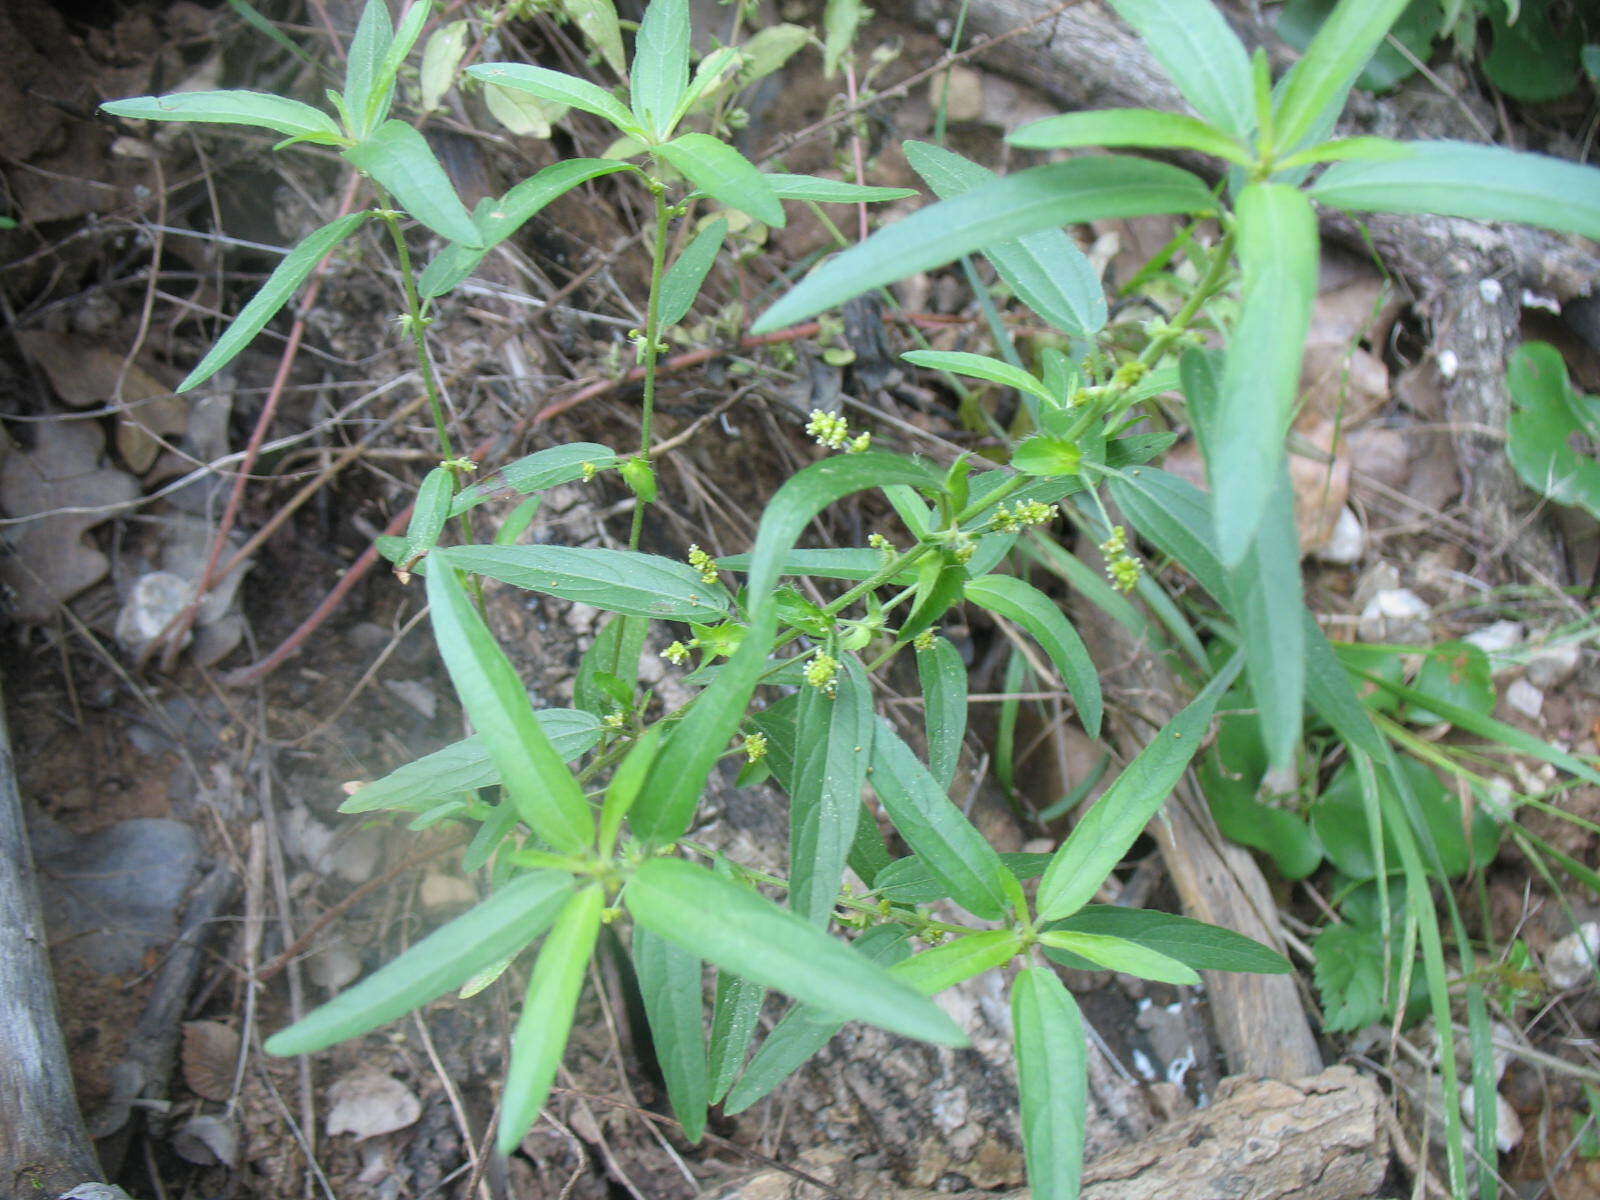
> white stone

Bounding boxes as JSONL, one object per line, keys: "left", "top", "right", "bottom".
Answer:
{"left": 420, "top": 871, "right": 478, "bottom": 909}
{"left": 115, "top": 571, "right": 192, "bottom": 654}
{"left": 309, "top": 937, "right": 363, "bottom": 992}
{"left": 1505, "top": 678, "right": 1544, "bottom": 719}
{"left": 1525, "top": 641, "right": 1581, "bottom": 689}
{"left": 1545, "top": 921, "right": 1600, "bottom": 989}
{"left": 1313, "top": 506, "right": 1365, "bottom": 564}
{"left": 326, "top": 1071, "right": 421, "bottom": 1140}
{"left": 1464, "top": 620, "right": 1524, "bottom": 657}
{"left": 1359, "top": 588, "right": 1430, "bottom": 644}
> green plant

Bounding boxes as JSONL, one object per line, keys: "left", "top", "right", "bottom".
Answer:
{"left": 101, "top": 0, "right": 1600, "bottom": 1196}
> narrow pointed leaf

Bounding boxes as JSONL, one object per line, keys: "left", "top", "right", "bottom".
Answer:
{"left": 1037, "top": 930, "right": 1200, "bottom": 984}
{"left": 264, "top": 870, "right": 575, "bottom": 1055}
{"left": 916, "top": 636, "right": 967, "bottom": 793}
{"left": 625, "top": 857, "right": 966, "bottom": 1045}
{"left": 468, "top": 63, "right": 642, "bottom": 135}
{"left": 1036, "top": 658, "right": 1238, "bottom": 921}
{"left": 890, "top": 930, "right": 1023, "bottom": 995}
{"left": 343, "top": 0, "right": 395, "bottom": 137}
{"left": 420, "top": 20, "right": 470, "bottom": 111}
{"left": 1012, "top": 108, "right": 1252, "bottom": 165}
{"left": 1310, "top": 141, "right": 1600, "bottom": 241}
{"left": 499, "top": 884, "right": 603, "bottom": 1155}
{"left": 1106, "top": 0, "right": 1255, "bottom": 138}
{"left": 1107, "top": 465, "right": 1227, "bottom": 598}
{"left": 599, "top": 725, "right": 663, "bottom": 857}
{"left": 1273, "top": 0, "right": 1413, "bottom": 152}
{"left": 1047, "top": 905, "right": 1291, "bottom": 973}
{"left": 630, "top": 0, "right": 690, "bottom": 137}
{"left": 101, "top": 91, "right": 343, "bottom": 143}
{"left": 179, "top": 212, "right": 368, "bottom": 391}
{"left": 765, "top": 174, "right": 916, "bottom": 203}
{"left": 401, "top": 467, "right": 454, "bottom": 566}
{"left": 902, "top": 350, "right": 1055, "bottom": 404}
{"left": 438, "top": 544, "right": 728, "bottom": 622}
{"left": 874, "top": 850, "right": 1050, "bottom": 905}
{"left": 381, "top": 1, "right": 433, "bottom": 90}
{"left": 965, "top": 574, "right": 1102, "bottom": 738}
{"left": 658, "top": 133, "right": 784, "bottom": 227}
{"left": 708, "top": 971, "right": 765, "bottom": 1103}
{"left": 902, "top": 141, "right": 1106, "bottom": 338}
{"left": 451, "top": 442, "right": 619, "bottom": 514}
{"left": 752, "top": 158, "right": 1213, "bottom": 333}
{"left": 426, "top": 560, "right": 594, "bottom": 851}
{"left": 660, "top": 217, "right": 727, "bottom": 326}
{"left": 1012, "top": 967, "right": 1086, "bottom": 1200}
{"left": 345, "top": 120, "right": 482, "bottom": 245}
{"left": 789, "top": 658, "right": 873, "bottom": 925}
{"left": 633, "top": 926, "right": 709, "bottom": 1142}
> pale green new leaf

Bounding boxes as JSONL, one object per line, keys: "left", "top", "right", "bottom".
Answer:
{"left": 658, "top": 133, "right": 784, "bottom": 227}
{"left": 902, "top": 141, "right": 1106, "bottom": 338}
{"left": 380, "top": 1, "right": 433, "bottom": 97}
{"left": 420, "top": 21, "right": 470, "bottom": 111}
{"left": 789, "top": 658, "right": 873, "bottom": 925}
{"left": 1011, "top": 108, "right": 1252, "bottom": 165}
{"left": 1310, "top": 140, "right": 1600, "bottom": 242}
{"left": 1211, "top": 183, "right": 1318, "bottom": 567}
{"left": 1012, "top": 967, "right": 1086, "bottom": 1200}
{"left": 916, "top": 636, "right": 967, "bottom": 793}
{"left": 499, "top": 884, "right": 603, "bottom": 1155}
{"left": 890, "top": 930, "right": 1024, "bottom": 995}
{"left": 1272, "top": 135, "right": 1409, "bottom": 173}
{"left": 599, "top": 725, "right": 663, "bottom": 857}
{"left": 902, "top": 350, "right": 1054, "bottom": 405}
{"left": 633, "top": 926, "right": 709, "bottom": 1142}
{"left": 425, "top": 560, "right": 594, "bottom": 852}
{"left": 483, "top": 83, "right": 568, "bottom": 137}
{"left": 468, "top": 63, "right": 641, "bottom": 135}
{"left": 1106, "top": 0, "right": 1255, "bottom": 138}
{"left": 631, "top": 0, "right": 690, "bottom": 138}
{"left": 660, "top": 217, "right": 727, "bottom": 326}
{"left": 753, "top": 158, "right": 1211, "bottom": 333}
{"left": 343, "top": 0, "right": 395, "bottom": 138}
{"left": 438, "top": 544, "right": 728, "bottom": 622}
{"left": 625, "top": 857, "right": 967, "bottom": 1045}
{"left": 1272, "top": 0, "right": 1412, "bottom": 152}
{"left": 101, "top": 90, "right": 343, "bottom": 143}
{"left": 965, "top": 574, "right": 1102, "bottom": 738}
{"left": 179, "top": 212, "right": 369, "bottom": 391}
{"left": 765, "top": 174, "right": 916, "bottom": 204}
{"left": 1037, "top": 930, "right": 1200, "bottom": 985}
{"left": 265, "top": 870, "right": 575, "bottom": 1056}
{"left": 561, "top": 0, "right": 627, "bottom": 77}
{"left": 401, "top": 467, "right": 454, "bottom": 566}
{"left": 822, "top": 0, "right": 865, "bottom": 77}
{"left": 345, "top": 121, "right": 481, "bottom": 245}
{"left": 1036, "top": 658, "right": 1238, "bottom": 921}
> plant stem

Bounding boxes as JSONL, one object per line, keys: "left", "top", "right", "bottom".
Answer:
{"left": 379, "top": 205, "right": 456, "bottom": 462}
{"left": 627, "top": 185, "right": 675, "bottom": 552}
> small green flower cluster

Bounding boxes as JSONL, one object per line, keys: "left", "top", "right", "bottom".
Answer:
{"left": 992, "top": 499, "right": 1058, "bottom": 533}
{"left": 868, "top": 531, "right": 895, "bottom": 561}
{"left": 662, "top": 640, "right": 692, "bottom": 666}
{"left": 805, "top": 409, "right": 871, "bottom": 453}
{"left": 804, "top": 652, "right": 840, "bottom": 695}
{"left": 742, "top": 731, "right": 768, "bottom": 763}
{"left": 1099, "top": 525, "right": 1144, "bottom": 593}
{"left": 687, "top": 544, "right": 719, "bottom": 584}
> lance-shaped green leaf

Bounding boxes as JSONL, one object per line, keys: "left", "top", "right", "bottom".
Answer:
{"left": 890, "top": 930, "right": 1024, "bottom": 995}
{"left": 721, "top": 925, "right": 909, "bottom": 1114}
{"left": 1310, "top": 140, "right": 1600, "bottom": 242}
{"left": 101, "top": 90, "right": 344, "bottom": 143}
{"left": 439, "top": 545, "right": 728, "bottom": 622}
{"left": 599, "top": 725, "right": 663, "bottom": 857}
{"left": 1012, "top": 108, "right": 1252, "bottom": 165}
{"left": 426, "top": 560, "right": 594, "bottom": 852}
{"left": 341, "top": 709, "right": 602, "bottom": 814}
{"left": 1045, "top": 905, "right": 1291, "bottom": 974}
{"left": 380, "top": 1, "right": 434, "bottom": 97}
{"left": 179, "top": 212, "right": 368, "bottom": 391}
{"left": 633, "top": 926, "right": 709, "bottom": 1142}
{"left": 902, "top": 350, "right": 1055, "bottom": 405}
{"left": 902, "top": 141, "right": 1106, "bottom": 338}
{"left": 630, "top": 0, "right": 690, "bottom": 138}
{"left": 1036, "top": 658, "right": 1238, "bottom": 921}
{"left": 1272, "top": 0, "right": 1413, "bottom": 153}
{"left": 420, "top": 19, "right": 469, "bottom": 111}
{"left": 752, "top": 157, "right": 1213, "bottom": 333}
{"left": 468, "top": 63, "right": 642, "bottom": 136}
{"left": 765, "top": 174, "right": 917, "bottom": 203}
{"left": 868, "top": 718, "right": 1011, "bottom": 920}
{"left": 399, "top": 467, "right": 454, "bottom": 569}
{"left": 345, "top": 120, "right": 482, "bottom": 246}
{"left": 899, "top": 553, "right": 967, "bottom": 644}
{"left": 965, "top": 574, "right": 1102, "bottom": 738}
{"left": 1106, "top": 0, "right": 1255, "bottom": 138}
{"left": 1211, "top": 183, "right": 1318, "bottom": 567}
{"left": 1037, "top": 930, "right": 1199, "bottom": 985}
{"left": 1011, "top": 967, "right": 1086, "bottom": 1200}
{"left": 916, "top": 636, "right": 967, "bottom": 793}
{"left": 658, "top": 133, "right": 784, "bottom": 227}
{"left": 708, "top": 970, "right": 765, "bottom": 1104}
{"left": 343, "top": 0, "right": 395, "bottom": 138}
{"left": 630, "top": 453, "right": 935, "bottom": 844}
{"left": 499, "top": 884, "right": 603, "bottom": 1155}
{"left": 451, "top": 442, "right": 619, "bottom": 514}
{"left": 660, "top": 217, "right": 727, "bottom": 326}
{"left": 1107, "top": 466, "right": 1227, "bottom": 600}
{"left": 788, "top": 657, "right": 873, "bottom": 925}
{"left": 1273, "top": 135, "right": 1410, "bottom": 173}
{"left": 874, "top": 850, "right": 1050, "bottom": 905}
{"left": 625, "top": 857, "right": 966, "bottom": 1045}
{"left": 420, "top": 159, "right": 634, "bottom": 296}
{"left": 265, "top": 870, "right": 575, "bottom": 1055}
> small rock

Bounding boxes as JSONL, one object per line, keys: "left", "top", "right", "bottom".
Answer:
{"left": 114, "top": 571, "right": 192, "bottom": 654}
{"left": 1358, "top": 588, "right": 1430, "bottom": 644}
{"left": 1545, "top": 921, "right": 1600, "bottom": 989}
{"left": 1525, "top": 641, "right": 1580, "bottom": 689}
{"left": 1313, "top": 506, "right": 1365, "bottom": 564}
{"left": 325, "top": 1071, "right": 422, "bottom": 1140}
{"left": 936, "top": 65, "right": 985, "bottom": 123}
{"left": 1505, "top": 678, "right": 1544, "bottom": 719}
{"left": 563, "top": 601, "right": 600, "bottom": 634}
{"left": 420, "top": 872, "right": 478, "bottom": 909}
{"left": 384, "top": 679, "right": 437, "bottom": 720}
{"left": 172, "top": 1114, "right": 240, "bottom": 1167}
{"left": 1464, "top": 620, "right": 1524, "bottom": 658}
{"left": 309, "top": 937, "right": 363, "bottom": 992}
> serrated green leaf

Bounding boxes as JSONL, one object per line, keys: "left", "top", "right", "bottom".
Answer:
{"left": 1012, "top": 967, "right": 1086, "bottom": 1200}
{"left": 439, "top": 544, "right": 729, "bottom": 622}
{"left": 468, "top": 63, "right": 640, "bottom": 135}
{"left": 1046, "top": 905, "right": 1291, "bottom": 974}
{"left": 633, "top": 925, "right": 709, "bottom": 1142}
{"left": 1037, "top": 658, "right": 1238, "bottom": 921}
{"left": 753, "top": 157, "right": 1213, "bottom": 334}
{"left": 916, "top": 636, "right": 967, "bottom": 793}
{"left": 902, "top": 141, "right": 1107, "bottom": 338}
{"left": 1507, "top": 341, "right": 1600, "bottom": 520}
{"left": 1312, "top": 920, "right": 1385, "bottom": 1031}
{"left": 658, "top": 133, "right": 784, "bottom": 227}
{"left": 1310, "top": 141, "right": 1600, "bottom": 241}
{"left": 631, "top": 0, "right": 690, "bottom": 137}
{"left": 625, "top": 857, "right": 967, "bottom": 1044}
{"left": 902, "top": 350, "right": 1055, "bottom": 404}
{"left": 179, "top": 212, "right": 369, "bottom": 391}
{"left": 420, "top": 20, "right": 470, "bottom": 112}
{"left": 101, "top": 90, "right": 344, "bottom": 143}
{"left": 788, "top": 658, "right": 873, "bottom": 925}
{"left": 1038, "top": 930, "right": 1200, "bottom": 984}
{"left": 1012, "top": 108, "right": 1251, "bottom": 165}
{"left": 265, "top": 870, "right": 575, "bottom": 1056}
{"left": 426, "top": 560, "right": 594, "bottom": 852}
{"left": 345, "top": 120, "right": 481, "bottom": 245}
{"left": 965, "top": 574, "right": 1102, "bottom": 739}
{"left": 499, "top": 884, "right": 602, "bottom": 1154}
{"left": 660, "top": 217, "right": 727, "bottom": 326}
{"left": 1272, "top": 0, "right": 1412, "bottom": 152}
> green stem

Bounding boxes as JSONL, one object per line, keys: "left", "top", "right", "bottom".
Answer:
{"left": 627, "top": 184, "right": 675, "bottom": 552}
{"left": 379, "top": 206, "right": 456, "bottom": 461}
